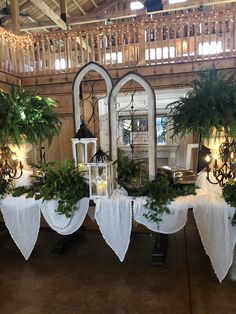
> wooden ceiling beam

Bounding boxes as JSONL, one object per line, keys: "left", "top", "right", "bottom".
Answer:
{"left": 20, "top": 20, "right": 58, "bottom": 31}
{"left": 90, "top": 0, "right": 98, "bottom": 8}
{"left": 88, "top": 0, "right": 118, "bottom": 15}
{"left": 29, "top": 0, "right": 67, "bottom": 30}
{"left": 19, "top": 0, "right": 31, "bottom": 12}
{"left": 60, "top": 0, "right": 67, "bottom": 22}
{"left": 20, "top": 0, "right": 50, "bottom": 33}
{"left": 11, "top": 0, "right": 20, "bottom": 35}
{"left": 20, "top": 0, "right": 236, "bottom": 31}
{"left": 52, "top": 0, "right": 61, "bottom": 8}
{"left": 72, "top": 0, "right": 86, "bottom": 15}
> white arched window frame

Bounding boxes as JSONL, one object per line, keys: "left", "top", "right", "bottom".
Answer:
{"left": 109, "top": 72, "right": 156, "bottom": 180}
{"left": 73, "top": 62, "right": 113, "bottom": 152}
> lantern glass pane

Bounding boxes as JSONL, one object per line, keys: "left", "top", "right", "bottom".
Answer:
{"left": 88, "top": 162, "right": 114, "bottom": 198}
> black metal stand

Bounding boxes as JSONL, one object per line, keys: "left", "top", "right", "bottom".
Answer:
{"left": 152, "top": 233, "right": 169, "bottom": 265}
{"left": 50, "top": 226, "right": 86, "bottom": 256}
{"left": 0, "top": 221, "right": 6, "bottom": 232}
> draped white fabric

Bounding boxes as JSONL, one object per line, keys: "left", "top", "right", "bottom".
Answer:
{"left": 94, "top": 196, "right": 132, "bottom": 262}
{"left": 193, "top": 192, "right": 236, "bottom": 282}
{"left": 41, "top": 198, "right": 90, "bottom": 235}
{"left": 1, "top": 195, "right": 41, "bottom": 260}
{"left": 193, "top": 172, "right": 236, "bottom": 282}
{"left": 195, "top": 170, "right": 222, "bottom": 195}
{"left": 133, "top": 195, "right": 195, "bottom": 234}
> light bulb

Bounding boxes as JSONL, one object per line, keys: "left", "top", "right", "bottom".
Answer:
{"left": 205, "top": 154, "right": 211, "bottom": 163}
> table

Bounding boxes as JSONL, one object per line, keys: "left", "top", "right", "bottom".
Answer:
{"left": 0, "top": 190, "right": 195, "bottom": 262}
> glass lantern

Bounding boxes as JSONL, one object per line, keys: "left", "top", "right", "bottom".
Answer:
{"left": 87, "top": 147, "right": 114, "bottom": 198}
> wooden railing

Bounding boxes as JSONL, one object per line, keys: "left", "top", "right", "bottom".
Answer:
{"left": 0, "top": 8, "right": 236, "bottom": 75}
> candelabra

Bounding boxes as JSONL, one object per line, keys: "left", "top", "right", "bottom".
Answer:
{"left": 205, "top": 136, "right": 236, "bottom": 186}
{"left": 0, "top": 145, "right": 23, "bottom": 180}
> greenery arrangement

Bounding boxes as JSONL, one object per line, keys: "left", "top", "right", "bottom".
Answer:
{"left": 0, "top": 86, "right": 61, "bottom": 146}
{"left": 222, "top": 180, "right": 236, "bottom": 225}
{"left": 12, "top": 160, "right": 89, "bottom": 218}
{"left": 0, "top": 178, "right": 10, "bottom": 199}
{"left": 116, "top": 153, "right": 147, "bottom": 194}
{"left": 115, "top": 153, "right": 196, "bottom": 226}
{"left": 167, "top": 69, "right": 236, "bottom": 141}
{"left": 136, "top": 175, "right": 196, "bottom": 225}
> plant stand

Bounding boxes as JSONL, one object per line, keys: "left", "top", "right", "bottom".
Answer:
{"left": 50, "top": 226, "right": 86, "bottom": 256}
{"left": 152, "top": 233, "right": 169, "bottom": 265}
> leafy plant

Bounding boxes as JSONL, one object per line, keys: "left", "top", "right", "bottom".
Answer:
{"left": 222, "top": 180, "right": 236, "bottom": 225}
{"left": 12, "top": 160, "right": 89, "bottom": 218}
{"left": 167, "top": 69, "right": 236, "bottom": 141}
{"left": 0, "top": 86, "right": 61, "bottom": 146}
{"left": 116, "top": 152, "right": 196, "bottom": 225}
{"left": 116, "top": 153, "right": 147, "bottom": 194}
{"left": 0, "top": 178, "right": 10, "bottom": 199}
{"left": 137, "top": 175, "right": 196, "bottom": 225}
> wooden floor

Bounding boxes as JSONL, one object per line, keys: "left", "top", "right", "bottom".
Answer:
{"left": 0, "top": 212, "right": 235, "bottom": 314}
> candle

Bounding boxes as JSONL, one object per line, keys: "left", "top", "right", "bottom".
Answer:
{"left": 96, "top": 179, "right": 106, "bottom": 196}
{"left": 205, "top": 154, "right": 211, "bottom": 163}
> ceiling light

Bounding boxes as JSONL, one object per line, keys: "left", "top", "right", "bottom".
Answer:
{"left": 169, "top": 0, "right": 187, "bottom": 4}
{"left": 130, "top": 1, "right": 144, "bottom": 10}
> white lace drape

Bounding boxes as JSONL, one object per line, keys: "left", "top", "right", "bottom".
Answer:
{"left": 41, "top": 198, "right": 90, "bottom": 235}
{"left": 133, "top": 195, "right": 195, "bottom": 233}
{"left": 94, "top": 196, "right": 132, "bottom": 261}
{"left": 1, "top": 195, "right": 42, "bottom": 260}
{"left": 193, "top": 172, "right": 236, "bottom": 282}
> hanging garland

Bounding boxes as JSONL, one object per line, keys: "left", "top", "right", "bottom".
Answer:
{"left": 137, "top": 176, "right": 196, "bottom": 225}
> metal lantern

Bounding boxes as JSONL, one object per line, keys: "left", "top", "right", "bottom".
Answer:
{"left": 71, "top": 121, "right": 97, "bottom": 173}
{"left": 87, "top": 147, "right": 114, "bottom": 198}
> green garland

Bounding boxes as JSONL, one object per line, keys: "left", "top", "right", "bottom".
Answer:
{"left": 137, "top": 175, "right": 196, "bottom": 226}
{"left": 116, "top": 154, "right": 196, "bottom": 226}
{"left": 12, "top": 160, "right": 89, "bottom": 218}
{"left": 222, "top": 180, "right": 236, "bottom": 226}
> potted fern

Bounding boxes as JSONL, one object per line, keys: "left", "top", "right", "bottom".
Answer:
{"left": 0, "top": 85, "right": 61, "bottom": 147}
{"left": 167, "top": 68, "right": 236, "bottom": 142}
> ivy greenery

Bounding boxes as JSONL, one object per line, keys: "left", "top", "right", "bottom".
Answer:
{"left": 0, "top": 86, "right": 61, "bottom": 146}
{"left": 222, "top": 180, "right": 236, "bottom": 226}
{"left": 167, "top": 69, "right": 236, "bottom": 141}
{"left": 115, "top": 153, "right": 196, "bottom": 226}
{"left": 136, "top": 175, "right": 196, "bottom": 225}
{"left": 12, "top": 160, "right": 89, "bottom": 218}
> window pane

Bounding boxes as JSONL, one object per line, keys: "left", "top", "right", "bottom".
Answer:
{"left": 121, "top": 116, "right": 167, "bottom": 145}
{"left": 156, "top": 116, "right": 167, "bottom": 144}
